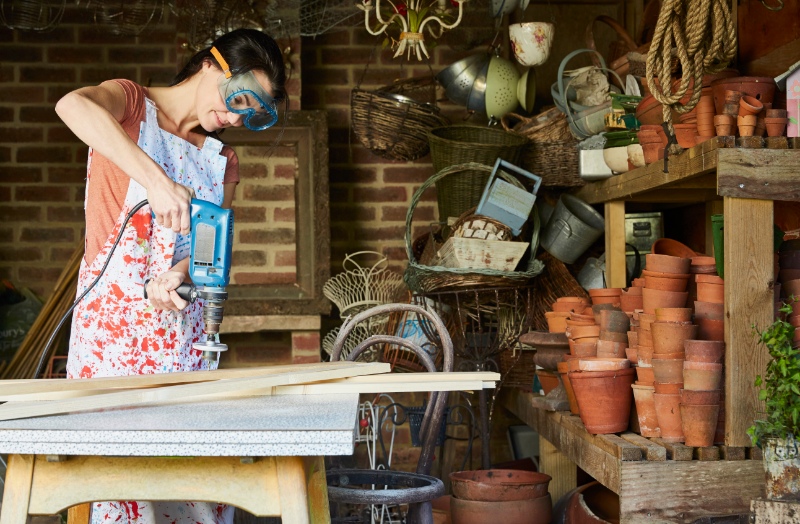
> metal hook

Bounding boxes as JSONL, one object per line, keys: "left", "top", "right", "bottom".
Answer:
{"left": 760, "top": 0, "right": 783, "bottom": 10}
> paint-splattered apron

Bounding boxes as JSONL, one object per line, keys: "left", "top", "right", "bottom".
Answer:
{"left": 67, "top": 96, "right": 234, "bottom": 524}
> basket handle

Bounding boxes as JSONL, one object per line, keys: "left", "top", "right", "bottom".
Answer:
{"left": 342, "top": 250, "right": 390, "bottom": 275}
{"left": 584, "top": 15, "right": 638, "bottom": 68}
{"left": 405, "top": 162, "right": 527, "bottom": 264}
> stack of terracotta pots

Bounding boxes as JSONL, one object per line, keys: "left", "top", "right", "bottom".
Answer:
{"left": 641, "top": 254, "right": 691, "bottom": 314}
{"left": 543, "top": 297, "right": 590, "bottom": 411}
{"left": 681, "top": 340, "right": 725, "bottom": 447}
{"left": 695, "top": 274, "right": 724, "bottom": 342}
{"left": 638, "top": 124, "right": 668, "bottom": 165}
{"left": 449, "top": 469, "right": 553, "bottom": 524}
{"left": 710, "top": 76, "right": 783, "bottom": 139}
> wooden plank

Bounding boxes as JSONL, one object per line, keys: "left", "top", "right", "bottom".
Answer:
{"left": 0, "top": 454, "right": 35, "bottom": 524}
{"left": 574, "top": 143, "right": 719, "bottom": 204}
{"left": 651, "top": 438, "right": 694, "bottom": 461}
{"left": 751, "top": 498, "right": 800, "bottom": 524}
{"left": 67, "top": 504, "right": 91, "bottom": 524}
{"left": 539, "top": 435, "right": 576, "bottom": 507}
{"left": 605, "top": 201, "right": 627, "bottom": 288}
{"left": 26, "top": 455, "right": 281, "bottom": 517}
{"left": 619, "top": 458, "right": 764, "bottom": 523}
{"left": 595, "top": 434, "right": 643, "bottom": 462}
{"left": 0, "top": 362, "right": 391, "bottom": 422}
{"left": 219, "top": 315, "right": 321, "bottom": 333}
{"left": 619, "top": 432, "right": 667, "bottom": 461}
{"left": 303, "top": 456, "right": 331, "bottom": 524}
{"left": 749, "top": 446, "right": 763, "bottom": 460}
{"left": 276, "top": 456, "right": 312, "bottom": 523}
{"left": 625, "top": 189, "right": 719, "bottom": 204}
{"left": 717, "top": 149, "right": 800, "bottom": 201}
{"left": 723, "top": 197, "right": 774, "bottom": 447}
{"left": 720, "top": 446, "right": 746, "bottom": 461}
{"left": 693, "top": 446, "right": 721, "bottom": 461}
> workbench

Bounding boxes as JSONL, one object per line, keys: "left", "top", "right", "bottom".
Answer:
{"left": 0, "top": 393, "right": 360, "bottom": 524}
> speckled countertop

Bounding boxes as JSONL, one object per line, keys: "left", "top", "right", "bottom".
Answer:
{"left": 0, "top": 393, "right": 359, "bottom": 456}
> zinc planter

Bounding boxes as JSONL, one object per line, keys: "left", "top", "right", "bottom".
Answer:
{"left": 762, "top": 436, "right": 800, "bottom": 501}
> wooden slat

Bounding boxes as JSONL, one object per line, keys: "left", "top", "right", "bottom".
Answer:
{"left": 0, "top": 362, "right": 391, "bottom": 421}
{"left": 749, "top": 446, "right": 763, "bottom": 460}
{"left": 0, "top": 454, "right": 35, "bottom": 524}
{"left": 619, "top": 432, "right": 666, "bottom": 461}
{"left": 720, "top": 446, "right": 746, "bottom": 461}
{"left": 560, "top": 414, "right": 641, "bottom": 461}
{"left": 717, "top": 149, "right": 800, "bottom": 201}
{"left": 693, "top": 446, "right": 721, "bottom": 461}
{"left": 651, "top": 438, "right": 694, "bottom": 461}
{"left": 604, "top": 201, "right": 627, "bottom": 288}
{"left": 596, "top": 434, "right": 644, "bottom": 462}
{"left": 723, "top": 197, "right": 774, "bottom": 447}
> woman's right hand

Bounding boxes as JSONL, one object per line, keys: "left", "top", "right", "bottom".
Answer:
{"left": 147, "top": 178, "right": 195, "bottom": 235}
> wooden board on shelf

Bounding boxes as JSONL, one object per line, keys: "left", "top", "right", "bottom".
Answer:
{"left": 717, "top": 149, "right": 800, "bottom": 201}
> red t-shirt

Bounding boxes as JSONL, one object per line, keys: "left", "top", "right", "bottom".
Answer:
{"left": 83, "top": 79, "right": 239, "bottom": 265}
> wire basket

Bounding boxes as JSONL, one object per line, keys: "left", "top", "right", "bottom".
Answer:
{"left": 323, "top": 252, "right": 407, "bottom": 318}
{"left": 351, "top": 76, "right": 450, "bottom": 162}
{"left": 322, "top": 316, "right": 390, "bottom": 362}
{"left": 404, "top": 163, "right": 545, "bottom": 293}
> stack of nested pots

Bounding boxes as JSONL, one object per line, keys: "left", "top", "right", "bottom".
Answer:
{"left": 641, "top": 254, "right": 691, "bottom": 315}
{"left": 638, "top": 124, "right": 668, "bottom": 165}
{"left": 449, "top": 469, "right": 553, "bottom": 524}
{"left": 695, "top": 274, "right": 725, "bottom": 341}
{"left": 688, "top": 255, "right": 717, "bottom": 302}
{"left": 649, "top": 307, "right": 697, "bottom": 443}
{"left": 681, "top": 339, "right": 725, "bottom": 446}
{"left": 543, "top": 296, "right": 590, "bottom": 411}
{"left": 694, "top": 89, "right": 716, "bottom": 143}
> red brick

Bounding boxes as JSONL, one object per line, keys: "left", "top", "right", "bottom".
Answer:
{"left": 382, "top": 247, "right": 407, "bottom": 262}
{"left": 51, "top": 247, "right": 79, "bottom": 261}
{"left": 239, "top": 228, "right": 295, "bottom": 244}
{"left": 0, "top": 206, "right": 41, "bottom": 222}
{"left": 0, "top": 107, "right": 13, "bottom": 121}
{"left": 233, "top": 272, "right": 297, "bottom": 285}
{"left": 231, "top": 206, "right": 267, "bottom": 223}
{"left": 140, "top": 67, "right": 177, "bottom": 87}
{"left": 0, "top": 86, "right": 46, "bottom": 103}
{"left": 303, "top": 30, "right": 350, "bottom": 47}
{"left": 1, "top": 167, "right": 43, "bottom": 183}
{"left": 48, "top": 167, "right": 87, "bottom": 184}
{"left": 18, "top": 266, "right": 64, "bottom": 283}
{"left": 320, "top": 47, "right": 372, "bottom": 65}
{"left": 383, "top": 166, "right": 435, "bottom": 183}
{"left": 47, "top": 126, "right": 80, "bottom": 143}
{"left": 232, "top": 250, "right": 267, "bottom": 266}
{"left": 0, "top": 127, "right": 44, "bottom": 142}
{"left": 353, "top": 186, "right": 407, "bottom": 203}
{"left": 0, "top": 247, "right": 43, "bottom": 262}
{"left": 273, "top": 207, "right": 295, "bottom": 222}
{"left": 20, "top": 227, "right": 75, "bottom": 243}
{"left": 48, "top": 46, "right": 104, "bottom": 64}
{"left": 274, "top": 165, "right": 296, "bottom": 179}
{"left": 19, "top": 107, "right": 62, "bottom": 124}
{"left": 302, "top": 67, "right": 350, "bottom": 86}
{"left": 233, "top": 346, "right": 292, "bottom": 364}
{"left": 0, "top": 46, "right": 43, "bottom": 62}
{"left": 330, "top": 205, "right": 376, "bottom": 221}
{"left": 324, "top": 87, "right": 353, "bottom": 106}
{"left": 239, "top": 163, "right": 268, "bottom": 179}
{"left": 331, "top": 167, "right": 377, "bottom": 184}
{"left": 274, "top": 251, "right": 296, "bottom": 266}
{"left": 325, "top": 107, "right": 351, "bottom": 129}
{"left": 291, "top": 332, "right": 320, "bottom": 351}
{"left": 0, "top": 187, "right": 10, "bottom": 201}
{"left": 19, "top": 27, "right": 74, "bottom": 44}
{"left": 0, "top": 228, "right": 12, "bottom": 242}
{"left": 80, "top": 67, "right": 139, "bottom": 84}
{"left": 109, "top": 48, "right": 166, "bottom": 63}
{"left": 353, "top": 226, "right": 405, "bottom": 241}
{"left": 15, "top": 186, "right": 71, "bottom": 202}
{"left": 46, "top": 206, "right": 84, "bottom": 222}
{"left": 242, "top": 184, "right": 294, "bottom": 201}
{"left": 20, "top": 67, "right": 76, "bottom": 83}
{"left": 17, "top": 146, "right": 72, "bottom": 164}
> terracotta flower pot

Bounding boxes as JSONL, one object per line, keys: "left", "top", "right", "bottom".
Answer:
{"left": 684, "top": 339, "right": 724, "bottom": 363}
{"left": 637, "top": 346, "right": 654, "bottom": 366}
{"left": 694, "top": 300, "right": 724, "bottom": 321}
{"left": 596, "top": 339, "right": 628, "bottom": 359}
{"left": 566, "top": 325, "right": 601, "bottom": 340}
{"left": 723, "top": 89, "right": 743, "bottom": 107}
{"left": 627, "top": 330, "right": 639, "bottom": 347}
{"left": 696, "top": 317, "right": 725, "bottom": 341}
{"left": 620, "top": 290, "right": 644, "bottom": 313}
{"left": 558, "top": 361, "right": 580, "bottom": 415}
{"left": 642, "top": 287, "right": 690, "bottom": 314}
{"left": 653, "top": 392, "right": 684, "bottom": 442}
{"left": 624, "top": 345, "right": 638, "bottom": 364}
{"left": 641, "top": 142, "right": 663, "bottom": 164}
{"left": 766, "top": 108, "right": 788, "bottom": 118}
{"left": 449, "top": 469, "right": 552, "bottom": 502}
{"left": 552, "top": 301, "right": 588, "bottom": 314}
{"left": 636, "top": 366, "right": 655, "bottom": 386}
{"left": 680, "top": 403, "right": 719, "bottom": 447}
{"left": 652, "top": 358, "right": 685, "bottom": 384}
{"left": 643, "top": 272, "right": 690, "bottom": 292}
{"left": 577, "top": 357, "right": 631, "bottom": 372}
{"left": 673, "top": 123, "right": 698, "bottom": 148}
{"left": 653, "top": 381, "right": 683, "bottom": 395}
{"left": 715, "top": 124, "right": 734, "bottom": 137}
{"left": 600, "top": 330, "right": 629, "bottom": 343}
{"left": 739, "top": 95, "right": 763, "bottom": 116}
{"left": 696, "top": 282, "right": 724, "bottom": 304}
{"left": 545, "top": 311, "right": 570, "bottom": 332}
{"left": 683, "top": 361, "right": 723, "bottom": 390}
{"left": 765, "top": 117, "right": 788, "bottom": 137}
{"left": 723, "top": 102, "right": 739, "bottom": 117}
{"left": 599, "top": 309, "right": 631, "bottom": 333}
{"left": 651, "top": 321, "right": 698, "bottom": 354}
{"left": 680, "top": 388, "right": 721, "bottom": 405}
{"left": 537, "top": 369, "right": 561, "bottom": 395}
{"left": 570, "top": 367, "right": 636, "bottom": 434}
{"left": 655, "top": 307, "right": 693, "bottom": 323}
{"left": 632, "top": 384, "right": 660, "bottom": 437}
{"left": 645, "top": 254, "right": 692, "bottom": 274}
{"left": 638, "top": 328, "right": 653, "bottom": 348}
{"left": 570, "top": 312, "right": 596, "bottom": 323}
{"left": 450, "top": 493, "right": 552, "bottom": 524}
{"left": 570, "top": 340, "right": 598, "bottom": 358}
{"left": 713, "top": 114, "right": 734, "bottom": 126}
{"left": 638, "top": 312, "right": 657, "bottom": 331}
{"left": 566, "top": 318, "right": 596, "bottom": 328}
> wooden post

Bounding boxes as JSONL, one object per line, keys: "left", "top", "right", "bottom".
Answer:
{"left": 722, "top": 197, "right": 774, "bottom": 447}
{"left": 538, "top": 435, "right": 576, "bottom": 507}
{"left": 67, "top": 504, "right": 91, "bottom": 524}
{"left": 276, "top": 456, "right": 313, "bottom": 524}
{"left": 0, "top": 454, "right": 34, "bottom": 524}
{"left": 604, "top": 201, "right": 627, "bottom": 288}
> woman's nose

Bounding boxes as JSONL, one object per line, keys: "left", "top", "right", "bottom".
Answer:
{"left": 228, "top": 112, "right": 244, "bottom": 127}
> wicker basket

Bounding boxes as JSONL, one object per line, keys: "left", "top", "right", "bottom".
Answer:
{"left": 351, "top": 76, "right": 450, "bottom": 162}
{"left": 428, "top": 125, "right": 528, "bottom": 221}
{"left": 501, "top": 109, "right": 584, "bottom": 188}
{"left": 404, "top": 163, "right": 545, "bottom": 293}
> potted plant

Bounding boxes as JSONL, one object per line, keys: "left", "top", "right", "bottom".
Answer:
{"left": 747, "top": 302, "right": 800, "bottom": 501}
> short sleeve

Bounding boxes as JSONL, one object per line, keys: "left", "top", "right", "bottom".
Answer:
{"left": 221, "top": 145, "right": 239, "bottom": 184}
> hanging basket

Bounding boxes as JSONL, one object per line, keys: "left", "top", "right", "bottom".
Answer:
{"left": 351, "top": 76, "right": 450, "bottom": 162}
{"left": 404, "top": 163, "right": 545, "bottom": 293}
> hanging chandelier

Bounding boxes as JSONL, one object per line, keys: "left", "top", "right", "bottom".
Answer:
{"left": 357, "top": 0, "right": 467, "bottom": 60}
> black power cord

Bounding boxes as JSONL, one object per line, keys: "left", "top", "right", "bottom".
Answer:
{"left": 33, "top": 199, "right": 150, "bottom": 379}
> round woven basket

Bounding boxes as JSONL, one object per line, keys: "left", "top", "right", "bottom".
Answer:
{"left": 404, "top": 163, "right": 545, "bottom": 293}
{"left": 351, "top": 76, "right": 450, "bottom": 162}
{"left": 428, "top": 125, "right": 528, "bottom": 221}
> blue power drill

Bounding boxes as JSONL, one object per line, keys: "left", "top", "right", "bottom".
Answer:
{"left": 146, "top": 199, "right": 234, "bottom": 362}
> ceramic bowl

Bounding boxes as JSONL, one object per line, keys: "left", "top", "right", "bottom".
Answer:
{"left": 603, "top": 146, "right": 630, "bottom": 174}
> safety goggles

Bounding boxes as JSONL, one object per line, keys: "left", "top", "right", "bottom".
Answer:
{"left": 211, "top": 46, "right": 278, "bottom": 131}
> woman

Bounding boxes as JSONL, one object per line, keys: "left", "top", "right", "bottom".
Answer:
{"left": 56, "top": 29, "right": 286, "bottom": 524}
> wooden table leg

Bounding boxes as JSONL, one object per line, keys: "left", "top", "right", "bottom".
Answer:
{"left": 0, "top": 454, "right": 34, "bottom": 524}
{"left": 276, "top": 456, "right": 331, "bottom": 524}
{"left": 67, "top": 504, "right": 91, "bottom": 524}
{"left": 604, "top": 201, "right": 627, "bottom": 289}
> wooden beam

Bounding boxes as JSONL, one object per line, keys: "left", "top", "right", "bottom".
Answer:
{"left": 651, "top": 438, "right": 693, "bottom": 461}
{"left": 0, "top": 454, "right": 35, "bottom": 524}
{"left": 619, "top": 432, "right": 667, "bottom": 461}
{"left": 605, "top": 201, "right": 627, "bottom": 288}
{"left": 0, "top": 363, "right": 391, "bottom": 422}
{"left": 723, "top": 197, "right": 774, "bottom": 447}
{"left": 717, "top": 149, "right": 800, "bottom": 201}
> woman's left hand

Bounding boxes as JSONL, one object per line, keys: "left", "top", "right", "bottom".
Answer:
{"left": 146, "top": 270, "right": 190, "bottom": 311}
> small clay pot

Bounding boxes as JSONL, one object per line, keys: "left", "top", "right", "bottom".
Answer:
{"left": 599, "top": 309, "right": 631, "bottom": 333}
{"left": 638, "top": 346, "right": 654, "bottom": 366}
{"left": 641, "top": 142, "right": 663, "bottom": 164}
{"left": 570, "top": 341, "right": 598, "bottom": 358}
{"left": 723, "top": 89, "right": 743, "bottom": 105}
{"left": 638, "top": 329, "right": 653, "bottom": 348}
{"left": 722, "top": 102, "right": 739, "bottom": 117}
{"left": 565, "top": 318, "right": 596, "bottom": 328}
{"left": 632, "top": 384, "right": 660, "bottom": 437}
{"left": 696, "top": 282, "right": 724, "bottom": 304}
{"left": 450, "top": 493, "right": 553, "bottom": 524}
{"left": 625, "top": 345, "right": 638, "bottom": 364}
{"left": 652, "top": 357, "right": 686, "bottom": 383}
{"left": 577, "top": 357, "right": 631, "bottom": 372}
{"left": 739, "top": 95, "right": 763, "bottom": 116}
{"left": 644, "top": 273, "right": 690, "bottom": 292}
{"left": 684, "top": 339, "right": 725, "bottom": 363}
{"left": 696, "top": 317, "right": 724, "bottom": 341}
{"left": 655, "top": 307, "right": 694, "bottom": 323}
{"left": 596, "top": 340, "right": 628, "bottom": 359}
{"left": 600, "top": 330, "right": 629, "bottom": 343}
{"left": 627, "top": 330, "right": 639, "bottom": 347}
{"left": 766, "top": 108, "right": 788, "bottom": 118}
{"left": 642, "top": 287, "right": 690, "bottom": 315}
{"left": 646, "top": 254, "right": 692, "bottom": 274}
{"left": 654, "top": 381, "right": 683, "bottom": 395}
{"left": 653, "top": 392, "right": 685, "bottom": 442}
{"left": 713, "top": 114, "right": 734, "bottom": 126}
{"left": 680, "top": 388, "right": 721, "bottom": 405}
{"left": 715, "top": 124, "right": 734, "bottom": 137}
{"left": 537, "top": 369, "right": 561, "bottom": 395}
{"left": 566, "top": 324, "right": 601, "bottom": 340}
{"left": 620, "top": 290, "right": 644, "bottom": 313}
{"left": 652, "top": 238, "right": 696, "bottom": 259}
{"left": 765, "top": 117, "right": 788, "bottom": 137}
{"left": 652, "top": 321, "right": 699, "bottom": 354}
{"left": 673, "top": 123, "right": 699, "bottom": 148}
{"left": 636, "top": 364, "right": 655, "bottom": 385}
{"left": 545, "top": 311, "right": 570, "bottom": 332}
{"left": 680, "top": 403, "right": 720, "bottom": 447}
{"left": 694, "top": 300, "right": 724, "bottom": 321}
{"left": 449, "top": 469, "right": 552, "bottom": 502}
{"left": 558, "top": 361, "right": 580, "bottom": 414}
{"left": 683, "top": 361, "right": 723, "bottom": 390}
{"left": 569, "top": 367, "right": 636, "bottom": 434}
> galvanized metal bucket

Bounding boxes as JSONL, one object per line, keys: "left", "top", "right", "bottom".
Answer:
{"left": 763, "top": 436, "right": 800, "bottom": 501}
{"left": 540, "top": 194, "right": 604, "bottom": 264}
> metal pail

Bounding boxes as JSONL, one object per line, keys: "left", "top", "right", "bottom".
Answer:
{"left": 540, "top": 194, "right": 604, "bottom": 264}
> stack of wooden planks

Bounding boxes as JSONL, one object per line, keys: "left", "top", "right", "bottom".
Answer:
{"left": 0, "top": 361, "right": 499, "bottom": 421}
{"left": 1, "top": 244, "right": 83, "bottom": 380}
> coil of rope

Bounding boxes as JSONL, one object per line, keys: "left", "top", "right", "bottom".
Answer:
{"left": 645, "top": 0, "right": 737, "bottom": 153}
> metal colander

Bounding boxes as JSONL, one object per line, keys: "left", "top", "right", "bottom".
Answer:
{"left": 436, "top": 53, "right": 491, "bottom": 107}
{"left": 485, "top": 55, "right": 521, "bottom": 122}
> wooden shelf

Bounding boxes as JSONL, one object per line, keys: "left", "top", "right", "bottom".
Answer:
{"left": 501, "top": 389, "right": 764, "bottom": 524}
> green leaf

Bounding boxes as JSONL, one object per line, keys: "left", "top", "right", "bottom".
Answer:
{"left": 759, "top": 389, "right": 768, "bottom": 401}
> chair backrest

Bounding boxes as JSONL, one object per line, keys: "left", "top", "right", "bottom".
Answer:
{"left": 330, "top": 303, "right": 454, "bottom": 475}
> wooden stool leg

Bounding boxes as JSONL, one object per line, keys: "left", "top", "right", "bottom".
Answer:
{"left": 276, "top": 456, "right": 311, "bottom": 524}
{"left": 0, "top": 454, "right": 34, "bottom": 524}
{"left": 67, "top": 504, "right": 91, "bottom": 524}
